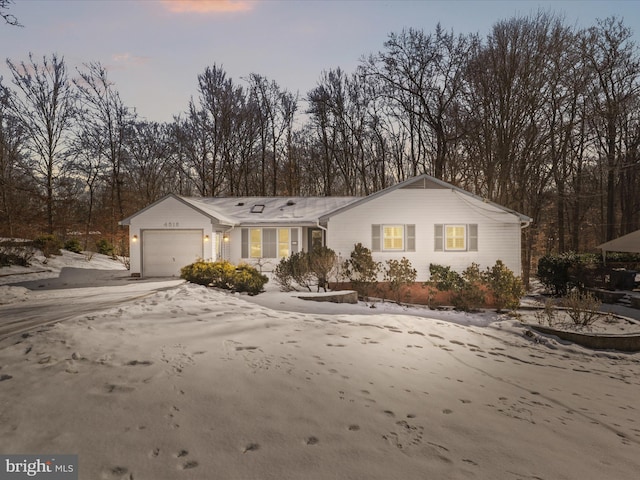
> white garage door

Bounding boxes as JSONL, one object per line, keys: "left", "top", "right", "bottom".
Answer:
{"left": 142, "top": 229, "right": 203, "bottom": 277}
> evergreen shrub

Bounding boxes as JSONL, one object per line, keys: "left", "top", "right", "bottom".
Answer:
{"left": 181, "top": 260, "right": 268, "bottom": 295}
{"left": 96, "top": 238, "right": 115, "bottom": 256}
{"left": 343, "top": 243, "right": 381, "bottom": 299}
{"left": 384, "top": 257, "right": 417, "bottom": 303}
{"left": 34, "top": 234, "right": 63, "bottom": 257}
{"left": 64, "top": 238, "right": 82, "bottom": 254}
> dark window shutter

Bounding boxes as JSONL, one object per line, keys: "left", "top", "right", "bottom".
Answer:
{"left": 468, "top": 224, "right": 478, "bottom": 251}
{"left": 241, "top": 228, "right": 248, "bottom": 258}
{"left": 371, "top": 225, "right": 381, "bottom": 252}
{"left": 291, "top": 228, "right": 299, "bottom": 254}
{"left": 434, "top": 224, "right": 443, "bottom": 251}
{"left": 406, "top": 224, "right": 416, "bottom": 251}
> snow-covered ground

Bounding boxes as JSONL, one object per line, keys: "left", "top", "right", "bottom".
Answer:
{"left": 1, "top": 253, "right": 639, "bottom": 479}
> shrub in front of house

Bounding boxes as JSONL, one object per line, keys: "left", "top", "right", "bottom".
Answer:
{"left": 33, "top": 234, "right": 63, "bottom": 257}
{"left": 384, "top": 257, "right": 417, "bottom": 304}
{"left": 308, "top": 246, "right": 338, "bottom": 292}
{"left": 64, "top": 238, "right": 83, "bottom": 254}
{"left": 274, "top": 251, "right": 313, "bottom": 291}
{"left": 428, "top": 261, "right": 523, "bottom": 312}
{"left": 231, "top": 264, "right": 269, "bottom": 295}
{"left": 449, "top": 263, "right": 486, "bottom": 312}
{"left": 181, "top": 260, "right": 267, "bottom": 295}
{"left": 343, "top": 243, "right": 381, "bottom": 299}
{"left": 274, "top": 247, "right": 339, "bottom": 292}
{"left": 486, "top": 260, "right": 525, "bottom": 312}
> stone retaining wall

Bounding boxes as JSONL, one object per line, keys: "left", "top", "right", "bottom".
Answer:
{"left": 528, "top": 324, "right": 640, "bottom": 352}
{"left": 297, "top": 291, "right": 358, "bottom": 304}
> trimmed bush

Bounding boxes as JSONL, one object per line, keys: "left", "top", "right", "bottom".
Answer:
{"left": 181, "top": 260, "right": 267, "bottom": 295}
{"left": 231, "top": 263, "right": 269, "bottom": 295}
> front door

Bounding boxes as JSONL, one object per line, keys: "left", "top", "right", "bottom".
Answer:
{"left": 308, "top": 228, "right": 324, "bottom": 251}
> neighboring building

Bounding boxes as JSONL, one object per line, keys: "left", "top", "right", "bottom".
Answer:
{"left": 120, "top": 174, "right": 532, "bottom": 280}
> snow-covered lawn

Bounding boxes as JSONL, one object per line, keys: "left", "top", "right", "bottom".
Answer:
{"left": 1, "top": 254, "right": 639, "bottom": 479}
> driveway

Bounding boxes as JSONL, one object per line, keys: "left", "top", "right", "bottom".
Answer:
{"left": 0, "top": 268, "right": 184, "bottom": 343}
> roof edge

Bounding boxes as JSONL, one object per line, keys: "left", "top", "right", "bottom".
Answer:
{"left": 119, "top": 193, "right": 232, "bottom": 226}
{"left": 319, "top": 174, "right": 532, "bottom": 223}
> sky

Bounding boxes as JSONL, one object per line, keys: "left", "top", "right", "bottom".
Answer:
{"left": 1, "top": 0, "right": 640, "bottom": 123}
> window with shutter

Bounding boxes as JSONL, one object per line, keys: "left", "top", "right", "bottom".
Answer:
{"left": 241, "top": 228, "right": 249, "bottom": 258}
{"left": 446, "top": 225, "right": 466, "bottom": 250}
{"left": 383, "top": 225, "right": 404, "bottom": 250}
{"left": 434, "top": 224, "right": 444, "bottom": 251}
{"left": 250, "top": 228, "right": 262, "bottom": 258}
{"left": 468, "top": 224, "right": 478, "bottom": 251}
{"left": 371, "top": 224, "right": 381, "bottom": 252}
{"left": 406, "top": 225, "right": 416, "bottom": 251}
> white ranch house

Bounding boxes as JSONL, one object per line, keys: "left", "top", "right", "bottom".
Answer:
{"left": 120, "top": 174, "right": 532, "bottom": 280}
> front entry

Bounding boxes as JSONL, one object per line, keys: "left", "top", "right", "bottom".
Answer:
{"left": 308, "top": 228, "right": 324, "bottom": 251}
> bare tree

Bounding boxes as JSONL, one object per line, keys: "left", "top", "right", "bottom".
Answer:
{"left": 0, "top": 78, "right": 32, "bottom": 237}
{"left": 126, "top": 120, "right": 174, "bottom": 207}
{"left": 248, "top": 74, "right": 297, "bottom": 195}
{"left": 7, "top": 53, "right": 76, "bottom": 234}
{"left": 581, "top": 17, "right": 640, "bottom": 241}
{"left": 1, "top": 0, "right": 22, "bottom": 27}
{"left": 363, "top": 25, "right": 473, "bottom": 181}
{"left": 74, "top": 62, "right": 135, "bottom": 237}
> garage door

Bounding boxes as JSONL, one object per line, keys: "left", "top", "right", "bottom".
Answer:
{"left": 142, "top": 229, "right": 203, "bottom": 277}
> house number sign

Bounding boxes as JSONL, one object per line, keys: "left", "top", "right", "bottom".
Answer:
{"left": 163, "top": 222, "right": 180, "bottom": 227}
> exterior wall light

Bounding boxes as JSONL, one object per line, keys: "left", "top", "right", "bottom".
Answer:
{"left": 204, "top": 235, "right": 210, "bottom": 242}
{"left": 132, "top": 235, "right": 138, "bottom": 242}
{"left": 223, "top": 234, "right": 229, "bottom": 242}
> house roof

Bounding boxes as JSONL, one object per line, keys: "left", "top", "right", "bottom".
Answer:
{"left": 597, "top": 229, "right": 640, "bottom": 253}
{"left": 120, "top": 174, "right": 531, "bottom": 228}
{"left": 319, "top": 174, "right": 533, "bottom": 224}
{"left": 181, "top": 196, "right": 360, "bottom": 226}
{"left": 119, "top": 194, "right": 360, "bottom": 227}
{"left": 119, "top": 193, "right": 236, "bottom": 226}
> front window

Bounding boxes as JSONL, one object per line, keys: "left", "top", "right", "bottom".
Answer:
{"left": 446, "top": 225, "right": 466, "bottom": 251}
{"left": 383, "top": 225, "right": 404, "bottom": 251}
{"left": 278, "top": 228, "right": 290, "bottom": 257}
{"left": 250, "top": 228, "right": 262, "bottom": 258}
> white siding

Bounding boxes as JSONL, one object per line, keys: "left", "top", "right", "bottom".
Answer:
{"left": 326, "top": 189, "right": 523, "bottom": 281}
{"left": 128, "top": 196, "right": 215, "bottom": 276}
